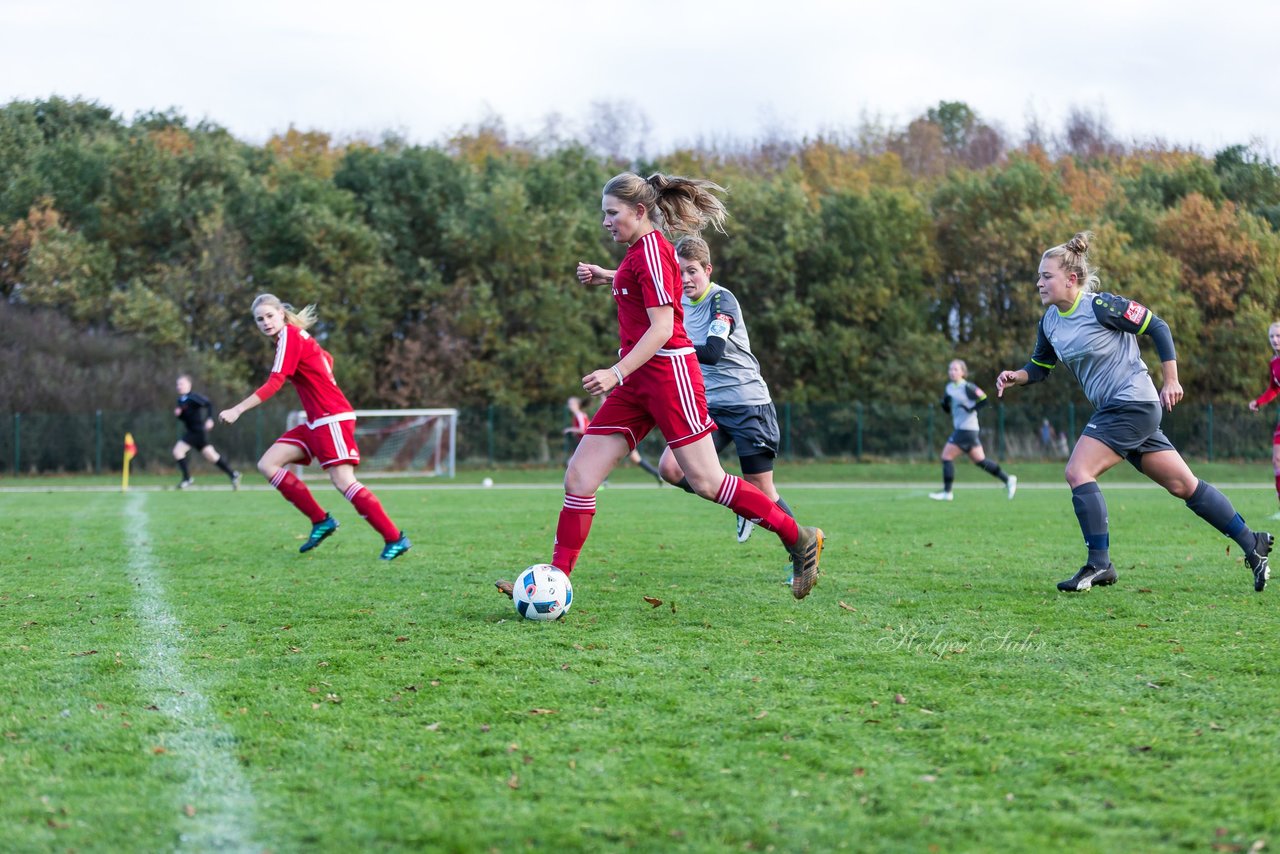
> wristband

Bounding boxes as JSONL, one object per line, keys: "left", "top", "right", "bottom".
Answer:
{"left": 611, "top": 365, "right": 626, "bottom": 387}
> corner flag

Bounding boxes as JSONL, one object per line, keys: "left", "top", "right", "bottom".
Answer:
{"left": 122, "top": 432, "right": 138, "bottom": 492}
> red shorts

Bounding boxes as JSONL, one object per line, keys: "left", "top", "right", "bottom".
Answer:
{"left": 587, "top": 349, "right": 715, "bottom": 450}
{"left": 278, "top": 415, "right": 361, "bottom": 469}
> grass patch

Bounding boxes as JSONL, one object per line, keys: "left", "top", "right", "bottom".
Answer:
{"left": 0, "top": 472, "right": 1276, "bottom": 851}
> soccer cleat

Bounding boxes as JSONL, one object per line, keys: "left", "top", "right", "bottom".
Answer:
{"left": 1270, "top": 510, "right": 1280, "bottom": 521}
{"left": 1056, "top": 563, "right": 1118, "bottom": 592}
{"left": 1246, "top": 531, "right": 1273, "bottom": 593}
{"left": 494, "top": 579, "right": 514, "bottom": 598}
{"left": 178, "top": 478, "right": 194, "bottom": 490}
{"left": 231, "top": 471, "right": 242, "bottom": 491}
{"left": 1006, "top": 475, "right": 1018, "bottom": 500}
{"left": 787, "top": 526, "right": 824, "bottom": 600}
{"left": 299, "top": 514, "right": 339, "bottom": 553}
{"left": 928, "top": 491, "right": 953, "bottom": 501}
{"left": 736, "top": 515, "right": 755, "bottom": 543}
{"left": 379, "top": 532, "right": 411, "bottom": 561}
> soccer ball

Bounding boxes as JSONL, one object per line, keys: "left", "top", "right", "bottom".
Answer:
{"left": 512, "top": 564, "right": 572, "bottom": 621}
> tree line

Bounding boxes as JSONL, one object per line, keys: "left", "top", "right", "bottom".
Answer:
{"left": 2, "top": 97, "right": 1278, "bottom": 419}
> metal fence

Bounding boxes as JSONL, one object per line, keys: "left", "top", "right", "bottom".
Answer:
{"left": 2, "top": 401, "right": 1276, "bottom": 475}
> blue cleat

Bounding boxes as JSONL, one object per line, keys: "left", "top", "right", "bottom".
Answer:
{"left": 299, "top": 514, "right": 339, "bottom": 553}
{"left": 380, "top": 532, "right": 411, "bottom": 561}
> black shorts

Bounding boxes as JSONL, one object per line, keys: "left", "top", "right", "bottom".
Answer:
{"left": 710, "top": 404, "right": 780, "bottom": 471}
{"left": 1081, "top": 400, "right": 1176, "bottom": 467}
{"left": 181, "top": 430, "right": 211, "bottom": 451}
{"left": 946, "top": 429, "right": 982, "bottom": 452}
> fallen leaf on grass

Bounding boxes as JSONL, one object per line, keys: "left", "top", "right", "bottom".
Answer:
{"left": 507, "top": 774, "right": 520, "bottom": 789}
{"left": 853, "top": 767, "right": 866, "bottom": 776}
{"left": 753, "top": 710, "right": 768, "bottom": 720}
{"left": 1209, "top": 722, "right": 1225, "bottom": 731}
{"left": 529, "top": 708, "right": 557, "bottom": 715}
{"left": 838, "top": 601, "right": 856, "bottom": 612}
{"left": 424, "top": 722, "right": 440, "bottom": 731}
{"left": 643, "top": 596, "right": 663, "bottom": 608}
{"left": 72, "top": 650, "right": 97, "bottom": 657}
{"left": 152, "top": 746, "right": 167, "bottom": 755}
{"left": 395, "top": 636, "right": 409, "bottom": 642}
{"left": 183, "top": 804, "right": 197, "bottom": 817}
{"left": 894, "top": 694, "right": 907, "bottom": 705}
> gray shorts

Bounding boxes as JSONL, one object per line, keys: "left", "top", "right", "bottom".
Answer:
{"left": 1081, "top": 400, "right": 1176, "bottom": 467}
{"left": 946, "top": 429, "right": 982, "bottom": 453}
{"left": 710, "top": 404, "right": 780, "bottom": 465}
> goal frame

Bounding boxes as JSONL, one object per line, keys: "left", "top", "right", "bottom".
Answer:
{"left": 285, "top": 408, "right": 458, "bottom": 478}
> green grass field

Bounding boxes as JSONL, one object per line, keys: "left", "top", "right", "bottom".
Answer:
{"left": 1, "top": 465, "right": 1276, "bottom": 852}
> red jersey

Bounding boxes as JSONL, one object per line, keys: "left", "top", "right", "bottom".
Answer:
{"left": 612, "top": 231, "right": 692, "bottom": 357}
{"left": 570, "top": 410, "right": 590, "bottom": 434}
{"left": 254, "top": 324, "right": 354, "bottom": 425}
{"left": 1256, "top": 355, "right": 1280, "bottom": 408}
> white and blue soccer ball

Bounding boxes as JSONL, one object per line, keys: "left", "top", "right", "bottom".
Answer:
{"left": 513, "top": 564, "right": 572, "bottom": 621}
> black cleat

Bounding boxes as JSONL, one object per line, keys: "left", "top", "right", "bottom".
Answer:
{"left": 299, "top": 514, "right": 339, "bottom": 553}
{"left": 1057, "top": 563, "right": 1118, "bottom": 592}
{"left": 1246, "top": 532, "right": 1272, "bottom": 592}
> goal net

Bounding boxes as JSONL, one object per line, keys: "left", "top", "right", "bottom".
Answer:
{"left": 285, "top": 409, "right": 458, "bottom": 478}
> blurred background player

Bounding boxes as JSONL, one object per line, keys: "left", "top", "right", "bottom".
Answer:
{"left": 1247, "top": 320, "right": 1280, "bottom": 519}
{"left": 218, "top": 294, "right": 410, "bottom": 560}
{"left": 929, "top": 359, "right": 1016, "bottom": 501}
{"left": 655, "top": 235, "right": 793, "bottom": 546}
{"left": 563, "top": 396, "right": 590, "bottom": 462}
{"left": 172, "top": 373, "right": 240, "bottom": 489}
{"left": 497, "top": 171, "right": 824, "bottom": 600}
{"left": 997, "top": 231, "right": 1271, "bottom": 593}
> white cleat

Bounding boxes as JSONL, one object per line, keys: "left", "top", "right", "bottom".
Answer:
{"left": 736, "top": 515, "right": 755, "bottom": 543}
{"left": 928, "top": 491, "right": 953, "bottom": 502}
{"left": 1006, "top": 475, "right": 1018, "bottom": 499}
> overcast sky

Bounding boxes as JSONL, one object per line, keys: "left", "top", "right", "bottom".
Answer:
{"left": 2, "top": 0, "right": 1277, "bottom": 155}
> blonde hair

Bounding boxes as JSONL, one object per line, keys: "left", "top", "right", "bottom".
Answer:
{"left": 251, "top": 293, "right": 318, "bottom": 330}
{"left": 949, "top": 359, "right": 968, "bottom": 378}
{"left": 674, "top": 235, "right": 712, "bottom": 268}
{"left": 1042, "top": 231, "right": 1101, "bottom": 293}
{"left": 603, "top": 172, "right": 728, "bottom": 236}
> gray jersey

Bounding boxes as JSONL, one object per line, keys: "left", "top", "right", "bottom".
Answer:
{"left": 943, "top": 381, "right": 985, "bottom": 431}
{"left": 1024, "top": 292, "right": 1177, "bottom": 409}
{"left": 683, "top": 283, "right": 772, "bottom": 407}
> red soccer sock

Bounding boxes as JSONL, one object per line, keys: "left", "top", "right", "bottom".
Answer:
{"left": 270, "top": 469, "right": 327, "bottom": 523}
{"left": 344, "top": 481, "right": 401, "bottom": 542}
{"left": 551, "top": 493, "right": 596, "bottom": 575}
{"left": 715, "top": 475, "right": 800, "bottom": 547}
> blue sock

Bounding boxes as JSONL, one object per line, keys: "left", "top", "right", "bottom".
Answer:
{"left": 942, "top": 460, "right": 955, "bottom": 492}
{"left": 1071, "top": 482, "right": 1110, "bottom": 568}
{"left": 1185, "top": 480, "right": 1254, "bottom": 552}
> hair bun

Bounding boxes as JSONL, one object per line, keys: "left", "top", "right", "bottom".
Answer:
{"left": 1065, "top": 232, "right": 1091, "bottom": 254}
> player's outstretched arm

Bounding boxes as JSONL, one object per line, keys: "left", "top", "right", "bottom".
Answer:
{"left": 219, "top": 393, "right": 263, "bottom": 425}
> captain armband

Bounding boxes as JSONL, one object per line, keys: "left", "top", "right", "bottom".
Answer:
{"left": 707, "top": 312, "right": 733, "bottom": 340}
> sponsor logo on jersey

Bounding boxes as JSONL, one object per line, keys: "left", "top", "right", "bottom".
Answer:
{"left": 1123, "top": 301, "right": 1147, "bottom": 324}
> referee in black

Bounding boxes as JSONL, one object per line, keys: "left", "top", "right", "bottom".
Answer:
{"left": 173, "top": 374, "right": 240, "bottom": 489}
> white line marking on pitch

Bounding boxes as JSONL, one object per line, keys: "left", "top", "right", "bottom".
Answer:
{"left": 125, "top": 492, "right": 259, "bottom": 851}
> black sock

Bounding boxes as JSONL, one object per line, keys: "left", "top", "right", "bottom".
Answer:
{"left": 177, "top": 456, "right": 190, "bottom": 479}
{"left": 1071, "top": 482, "right": 1110, "bottom": 567}
{"left": 674, "top": 477, "right": 696, "bottom": 494}
{"left": 776, "top": 496, "right": 794, "bottom": 518}
{"left": 979, "top": 458, "right": 1009, "bottom": 483}
{"left": 942, "top": 460, "right": 955, "bottom": 492}
{"left": 215, "top": 455, "right": 236, "bottom": 477}
{"left": 1185, "top": 480, "right": 1254, "bottom": 552}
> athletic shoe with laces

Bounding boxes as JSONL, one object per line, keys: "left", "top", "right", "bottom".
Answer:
{"left": 178, "top": 478, "right": 194, "bottom": 490}
{"left": 1246, "top": 531, "right": 1273, "bottom": 592}
{"left": 736, "top": 515, "right": 755, "bottom": 543}
{"left": 787, "top": 526, "right": 824, "bottom": 599}
{"left": 1006, "top": 475, "right": 1018, "bottom": 499}
{"left": 299, "top": 514, "right": 339, "bottom": 553}
{"left": 494, "top": 579, "right": 514, "bottom": 598}
{"left": 231, "top": 471, "right": 242, "bottom": 491}
{"left": 1056, "top": 563, "right": 1118, "bottom": 592}
{"left": 928, "top": 491, "right": 953, "bottom": 501}
{"left": 379, "top": 532, "right": 411, "bottom": 561}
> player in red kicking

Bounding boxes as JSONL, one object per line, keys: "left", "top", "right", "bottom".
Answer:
{"left": 496, "top": 172, "right": 824, "bottom": 600}
{"left": 219, "top": 294, "right": 410, "bottom": 560}
{"left": 1248, "top": 321, "right": 1280, "bottom": 520}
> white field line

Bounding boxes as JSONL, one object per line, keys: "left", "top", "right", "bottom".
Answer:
{"left": 124, "top": 492, "right": 259, "bottom": 851}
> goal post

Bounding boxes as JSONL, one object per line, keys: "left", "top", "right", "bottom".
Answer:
{"left": 285, "top": 409, "right": 458, "bottom": 478}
